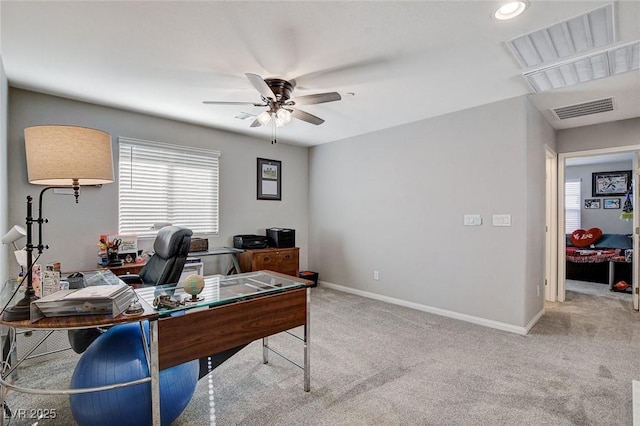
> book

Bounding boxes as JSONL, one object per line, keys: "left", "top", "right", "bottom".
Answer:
{"left": 31, "top": 284, "right": 137, "bottom": 321}
{"left": 63, "top": 284, "right": 129, "bottom": 300}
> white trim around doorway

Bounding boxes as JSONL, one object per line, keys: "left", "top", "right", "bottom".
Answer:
{"left": 556, "top": 144, "right": 640, "bottom": 303}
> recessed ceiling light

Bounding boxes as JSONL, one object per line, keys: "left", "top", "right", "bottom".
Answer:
{"left": 494, "top": 1, "right": 528, "bottom": 20}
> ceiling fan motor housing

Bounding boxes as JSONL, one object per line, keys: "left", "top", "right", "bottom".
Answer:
{"left": 264, "top": 78, "right": 293, "bottom": 102}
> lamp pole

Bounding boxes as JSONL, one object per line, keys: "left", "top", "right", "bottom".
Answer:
{"left": 3, "top": 196, "right": 38, "bottom": 321}
{"left": 3, "top": 187, "right": 67, "bottom": 321}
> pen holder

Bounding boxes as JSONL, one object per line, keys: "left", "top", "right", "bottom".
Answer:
{"left": 107, "top": 247, "right": 119, "bottom": 264}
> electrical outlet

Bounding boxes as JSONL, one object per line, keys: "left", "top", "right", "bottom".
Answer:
{"left": 373, "top": 270, "right": 380, "bottom": 280}
{"left": 537, "top": 285, "right": 540, "bottom": 297}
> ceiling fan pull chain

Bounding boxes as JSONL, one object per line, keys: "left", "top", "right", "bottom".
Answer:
{"left": 272, "top": 118, "right": 277, "bottom": 144}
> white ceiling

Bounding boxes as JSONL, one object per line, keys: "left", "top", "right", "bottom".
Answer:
{"left": 1, "top": 1, "right": 639, "bottom": 147}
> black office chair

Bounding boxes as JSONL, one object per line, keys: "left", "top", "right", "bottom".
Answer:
{"left": 119, "top": 226, "right": 193, "bottom": 287}
{"left": 68, "top": 226, "right": 193, "bottom": 353}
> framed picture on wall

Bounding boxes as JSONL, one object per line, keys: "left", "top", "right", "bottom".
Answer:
{"left": 584, "top": 199, "right": 601, "bottom": 209}
{"left": 257, "top": 158, "right": 282, "bottom": 200}
{"left": 592, "top": 170, "right": 631, "bottom": 197}
{"left": 603, "top": 198, "right": 621, "bottom": 209}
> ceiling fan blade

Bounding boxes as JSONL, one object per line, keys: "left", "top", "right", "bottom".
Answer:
{"left": 291, "top": 92, "right": 342, "bottom": 105}
{"left": 203, "top": 101, "right": 266, "bottom": 106}
{"left": 245, "top": 73, "right": 277, "bottom": 100}
{"left": 292, "top": 56, "right": 391, "bottom": 87}
{"left": 291, "top": 109, "right": 325, "bottom": 125}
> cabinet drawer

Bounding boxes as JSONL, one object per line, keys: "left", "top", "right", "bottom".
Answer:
{"left": 238, "top": 247, "right": 299, "bottom": 277}
{"left": 254, "top": 251, "right": 296, "bottom": 269}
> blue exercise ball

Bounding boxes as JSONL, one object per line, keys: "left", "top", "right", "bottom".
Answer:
{"left": 70, "top": 322, "right": 199, "bottom": 426}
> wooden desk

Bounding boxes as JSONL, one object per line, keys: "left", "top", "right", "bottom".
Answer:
{"left": 101, "top": 262, "right": 146, "bottom": 276}
{"left": 0, "top": 270, "right": 313, "bottom": 425}
{"left": 137, "top": 270, "right": 313, "bottom": 384}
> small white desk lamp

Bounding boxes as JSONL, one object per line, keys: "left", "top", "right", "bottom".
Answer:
{"left": 2, "top": 225, "right": 27, "bottom": 250}
{"left": 2, "top": 225, "right": 28, "bottom": 269}
{"left": 2, "top": 125, "right": 114, "bottom": 321}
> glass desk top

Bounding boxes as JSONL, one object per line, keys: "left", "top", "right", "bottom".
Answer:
{"left": 135, "top": 271, "right": 307, "bottom": 317}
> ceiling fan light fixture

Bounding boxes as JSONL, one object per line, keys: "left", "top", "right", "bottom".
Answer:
{"left": 494, "top": 1, "right": 528, "bottom": 20}
{"left": 256, "top": 111, "right": 272, "bottom": 126}
{"left": 275, "top": 108, "right": 292, "bottom": 127}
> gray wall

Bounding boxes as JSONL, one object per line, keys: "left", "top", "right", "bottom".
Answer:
{"left": 565, "top": 160, "right": 634, "bottom": 234}
{"left": 0, "top": 55, "right": 8, "bottom": 282}
{"left": 525, "top": 98, "right": 556, "bottom": 324}
{"left": 557, "top": 118, "right": 640, "bottom": 153}
{"left": 7, "top": 89, "right": 309, "bottom": 276}
{"left": 308, "top": 96, "right": 551, "bottom": 329}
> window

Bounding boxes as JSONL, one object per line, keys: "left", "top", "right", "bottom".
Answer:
{"left": 118, "top": 137, "right": 220, "bottom": 236}
{"left": 565, "top": 178, "right": 581, "bottom": 234}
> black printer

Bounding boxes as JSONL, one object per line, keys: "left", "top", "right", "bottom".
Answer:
{"left": 233, "top": 234, "right": 270, "bottom": 249}
{"left": 266, "top": 228, "right": 295, "bottom": 248}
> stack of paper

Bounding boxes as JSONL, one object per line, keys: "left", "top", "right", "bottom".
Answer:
{"left": 31, "top": 284, "right": 136, "bottom": 321}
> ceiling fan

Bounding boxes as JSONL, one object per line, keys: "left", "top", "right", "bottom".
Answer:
{"left": 203, "top": 73, "right": 342, "bottom": 128}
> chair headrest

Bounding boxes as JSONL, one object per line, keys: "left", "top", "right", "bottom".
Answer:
{"left": 153, "top": 226, "right": 193, "bottom": 258}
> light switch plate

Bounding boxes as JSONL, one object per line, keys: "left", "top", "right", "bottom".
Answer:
{"left": 492, "top": 214, "right": 512, "bottom": 227}
{"left": 464, "top": 214, "right": 482, "bottom": 226}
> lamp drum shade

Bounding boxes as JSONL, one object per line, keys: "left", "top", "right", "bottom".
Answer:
{"left": 24, "top": 125, "right": 114, "bottom": 186}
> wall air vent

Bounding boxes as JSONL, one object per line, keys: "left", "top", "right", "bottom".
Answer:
{"left": 551, "top": 97, "right": 615, "bottom": 120}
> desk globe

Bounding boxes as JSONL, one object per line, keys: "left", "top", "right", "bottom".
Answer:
{"left": 183, "top": 274, "right": 205, "bottom": 301}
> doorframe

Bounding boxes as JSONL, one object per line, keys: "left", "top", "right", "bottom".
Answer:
{"left": 545, "top": 146, "right": 558, "bottom": 302}
{"left": 633, "top": 152, "right": 639, "bottom": 309}
{"left": 556, "top": 144, "right": 640, "bottom": 304}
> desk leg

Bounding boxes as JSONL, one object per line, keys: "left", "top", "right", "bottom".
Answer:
{"left": 150, "top": 320, "right": 160, "bottom": 426}
{"left": 231, "top": 254, "right": 242, "bottom": 274}
{"left": 262, "top": 337, "right": 269, "bottom": 364}
{"left": 0, "top": 327, "right": 16, "bottom": 426}
{"left": 609, "top": 261, "right": 615, "bottom": 291}
{"left": 304, "top": 287, "right": 311, "bottom": 392}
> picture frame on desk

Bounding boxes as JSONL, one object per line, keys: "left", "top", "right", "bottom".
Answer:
{"left": 257, "top": 158, "right": 281, "bottom": 201}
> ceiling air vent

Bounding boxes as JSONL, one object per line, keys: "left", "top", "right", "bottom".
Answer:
{"left": 506, "top": 4, "right": 614, "bottom": 69}
{"left": 551, "top": 97, "right": 615, "bottom": 120}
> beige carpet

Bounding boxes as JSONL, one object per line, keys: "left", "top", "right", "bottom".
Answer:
{"left": 4, "top": 280, "right": 639, "bottom": 425}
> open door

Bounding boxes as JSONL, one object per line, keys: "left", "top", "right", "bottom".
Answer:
{"left": 633, "top": 152, "right": 639, "bottom": 310}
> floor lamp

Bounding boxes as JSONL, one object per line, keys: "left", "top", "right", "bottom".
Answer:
{"left": 3, "top": 125, "right": 114, "bottom": 321}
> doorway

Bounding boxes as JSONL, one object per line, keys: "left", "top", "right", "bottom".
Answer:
{"left": 554, "top": 146, "right": 640, "bottom": 309}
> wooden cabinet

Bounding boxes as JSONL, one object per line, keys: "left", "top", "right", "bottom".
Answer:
{"left": 237, "top": 247, "right": 299, "bottom": 277}
{"left": 102, "top": 262, "right": 146, "bottom": 276}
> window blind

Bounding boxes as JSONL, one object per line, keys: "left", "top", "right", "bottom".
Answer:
{"left": 118, "top": 137, "right": 220, "bottom": 236}
{"left": 565, "top": 178, "right": 581, "bottom": 234}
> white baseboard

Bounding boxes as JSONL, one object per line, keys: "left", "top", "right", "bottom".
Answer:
{"left": 525, "top": 306, "right": 546, "bottom": 334}
{"left": 634, "top": 380, "right": 640, "bottom": 426}
{"left": 318, "top": 281, "right": 543, "bottom": 336}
